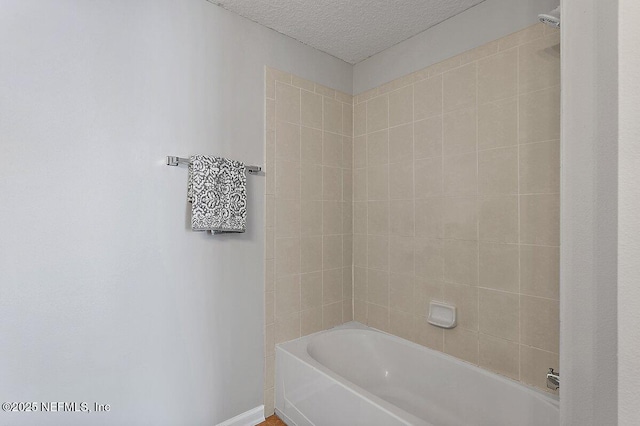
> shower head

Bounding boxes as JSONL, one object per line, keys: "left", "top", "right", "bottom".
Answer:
{"left": 539, "top": 6, "right": 560, "bottom": 28}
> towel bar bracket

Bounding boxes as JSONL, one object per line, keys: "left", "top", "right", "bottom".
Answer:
{"left": 166, "top": 156, "right": 262, "bottom": 174}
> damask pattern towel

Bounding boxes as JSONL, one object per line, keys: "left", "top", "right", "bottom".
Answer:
{"left": 187, "top": 155, "right": 247, "bottom": 233}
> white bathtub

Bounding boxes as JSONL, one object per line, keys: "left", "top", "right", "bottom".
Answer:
{"left": 275, "top": 322, "right": 559, "bottom": 426}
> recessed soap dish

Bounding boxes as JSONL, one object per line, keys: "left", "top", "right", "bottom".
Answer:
{"left": 427, "top": 301, "right": 457, "bottom": 329}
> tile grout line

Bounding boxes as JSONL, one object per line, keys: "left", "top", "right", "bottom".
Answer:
{"left": 440, "top": 67, "right": 446, "bottom": 352}
{"left": 274, "top": 77, "right": 279, "bottom": 351}
{"left": 364, "top": 101, "right": 368, "bottom": 325}
{"left": 349, "top": 96, "right": 356, "bottom": 321}
{"left": 320, "top": 91, "right": 325, "bottom": 330}
{"left": 475, "top": 59, "right": 481, "bottom": 365}
{"left": 298, "top": 83, "right": 303, "bottom": 338}
{"left": 516, "top": 42, "right": 523, "bottom": 382}
{"left": 264, "top": 71, "right": 270, "bottom": 404}
{"left": 386, "top": 94, "right": 391, "bottom": 332}
{"left": 270, "top": 73, "right": 278, "bottom": 410}
{"left": 411, "top": 82, "right": 418, "bottom": 341}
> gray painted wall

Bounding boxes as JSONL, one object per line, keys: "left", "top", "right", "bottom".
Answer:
{"left": 0, "top": 1, "right": 350, "bottom": 425}
{"left": 560, "top": 0, "right": 618, "bottom": 424}
{"left": 618, "top": 0, "right": 640, "bottom": 423}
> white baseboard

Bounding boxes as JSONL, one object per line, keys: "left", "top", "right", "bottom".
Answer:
{"left": 216, "top": 405, "right": 265, "bottom": 426}
{"left": 274, "top": 408, "right": 295, "bottom": 425}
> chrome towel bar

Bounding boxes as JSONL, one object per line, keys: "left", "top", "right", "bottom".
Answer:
{"left": 166, "top": 156, "right": 262, "bottom": 174}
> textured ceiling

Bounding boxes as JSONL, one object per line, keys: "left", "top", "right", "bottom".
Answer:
{"left": 212, "top": 0, "right": 487, "bottom": 64}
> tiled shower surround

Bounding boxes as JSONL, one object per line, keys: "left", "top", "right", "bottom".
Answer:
{"left": 264, "top": 68, "right": 354, "bottom": 414}
{"left": 352, "top": 21, "right": 560, "bottom": 393}
{"left": 265, "top": 22, "right": 560, "bottom": 415}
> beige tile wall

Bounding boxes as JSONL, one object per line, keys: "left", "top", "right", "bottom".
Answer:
{"left": 264, "top": 67, "right": 353, "bottom": 415}
{"left": 263, "top": 23, "right": 560, "bottom": 413}
{"left": 352, "top": 23, "right": 561, "bottom": 394}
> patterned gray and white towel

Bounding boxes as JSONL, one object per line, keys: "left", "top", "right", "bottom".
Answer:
{"left": 187, "top": 155, "right": 247, "bottom": 233}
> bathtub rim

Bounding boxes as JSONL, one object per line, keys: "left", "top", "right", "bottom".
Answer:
{"left": 276, "top": 321, "right": 559, "bottom": 423}
{"left": 277, "top": 323, "right": 429, "bottom": 425}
